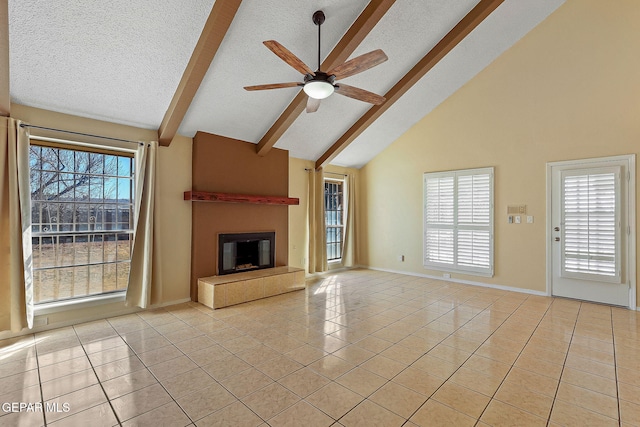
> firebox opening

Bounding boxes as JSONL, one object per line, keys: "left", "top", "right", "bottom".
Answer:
{"left": 218, "top": 232, "right": 275, "bottom": 275}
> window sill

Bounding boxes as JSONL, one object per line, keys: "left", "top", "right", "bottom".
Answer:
{"left": 34, "top": 291, "right": 127, "bottom": 316}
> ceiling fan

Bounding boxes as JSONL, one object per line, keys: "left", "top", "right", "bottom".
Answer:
{"left": 244, "top": 10, "right": 388, "bottom": 113}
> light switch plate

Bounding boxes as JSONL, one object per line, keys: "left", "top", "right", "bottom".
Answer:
{"left": 515, "top": 216, "right": 521, "bottom": 224}
{"left": 527, "top": 216, "right": 534, "bottom": 223}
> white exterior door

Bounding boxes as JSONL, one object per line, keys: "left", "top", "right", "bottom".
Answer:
{"left": 549, "top": 156, "right": 635, "bottom": 307}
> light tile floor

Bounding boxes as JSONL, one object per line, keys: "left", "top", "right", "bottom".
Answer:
{"left": 2, "top": 268, "right": 640, "bottom": 426}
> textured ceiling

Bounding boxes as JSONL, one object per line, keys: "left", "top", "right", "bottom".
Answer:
{"left": 178, "top": 0, "right": 370, "bottom": 144}
{"left": 8, "top": 0, "right": 566, "bottom": 168}
{"left": 8, "top": 0, "right": 215, "bottom": 129}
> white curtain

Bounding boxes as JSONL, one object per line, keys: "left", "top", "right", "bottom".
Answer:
{"left": 342, "top": 173, "right": 356, "bottom": 267}
{"left": 126, "top": 141, "right": 162, "bottom": 308}
{"left": 0, "top": 117, "right": 34, "bottom": 332}
{"left": 308, "top": 167, "right": 327, "bottom": 274}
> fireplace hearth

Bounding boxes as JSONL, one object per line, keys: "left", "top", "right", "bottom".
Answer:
{"left": 218, "top": 232, "right": 275, "bottom": 275}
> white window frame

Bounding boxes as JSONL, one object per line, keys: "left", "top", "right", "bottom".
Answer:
{"left": 28, "top": 135, "right": 139, "bottom": 308}
{"left": 423, "top": 167, "right": 494, "bottom": 277}
{"left": 325, "top": 177, "right": 345, "bottom": 264}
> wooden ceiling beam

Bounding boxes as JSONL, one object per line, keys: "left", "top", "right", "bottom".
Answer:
{"left": 315, "top": 0, "right": 504, "bottom": 169}
{"left": 158, "top": 0, "right": 243, "bottom": 146}
{"left": 0, "top": 0, "right": 10, "bottom": 117}
{"left": 256, "top": 0, "right": 397, "bottom": 157}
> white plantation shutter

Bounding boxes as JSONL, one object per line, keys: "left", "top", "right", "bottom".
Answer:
{"left": 424, "top": 175, "right": 454, "bottom": 265}
{"left": 425, "top": 229, "right": 454, "bottom": 265}
{"left": 561, "top": 168, "right": 621, "bottom": 282}
{"left": 457, "top": 173, "right": 491, "bottom": 270}
{"left": 425, "top": 176, "right": 454, "bottom": 224}
{"left": 424, "top": 168, "right": 493, "bottom": 276}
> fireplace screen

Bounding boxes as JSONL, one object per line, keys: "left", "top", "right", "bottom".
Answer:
{"left": 218, "top": 232, "right": 275, "bottom": 275}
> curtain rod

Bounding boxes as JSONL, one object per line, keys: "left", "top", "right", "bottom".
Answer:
{"left": 20, "top": 124, "right": 144, "bottom": 146}
{"left": 304, "top": 168, "right": 347, "bottom": 177}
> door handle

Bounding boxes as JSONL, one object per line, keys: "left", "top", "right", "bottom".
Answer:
{"left": 554, "top": 227, "right": 560, "bottom": 232}
{"left": 555, "top": 237, "right": 560, "bottom": 242}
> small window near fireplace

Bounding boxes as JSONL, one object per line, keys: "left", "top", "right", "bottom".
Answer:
{"left": 218, "top": 232, "right": 275, "bottom": 275}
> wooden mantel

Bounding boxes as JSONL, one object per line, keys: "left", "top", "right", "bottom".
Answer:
{"left": 184, "top": 190, "right": 299, "bottom": 206}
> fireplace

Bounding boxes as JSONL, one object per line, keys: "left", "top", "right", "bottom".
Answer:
{"left": 218, "top": 232, "right": 275, "bottom": 275}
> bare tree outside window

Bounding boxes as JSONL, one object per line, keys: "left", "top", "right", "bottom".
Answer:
{"left": 30, "top": 144, "right": 135, "bottom": 304}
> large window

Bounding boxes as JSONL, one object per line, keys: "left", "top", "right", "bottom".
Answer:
{"left": 30, "top": 142, "right": 135, "bottom": 304}
{"left": 325, "top": 179, "right": 344, "bottom": 261}
{"left": 423, "top": 167, "right": 494, "bottom": 276}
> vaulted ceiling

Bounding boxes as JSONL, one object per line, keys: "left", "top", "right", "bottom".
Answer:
{"left": 4, "top": 0, "right": 565, "bottom": 168}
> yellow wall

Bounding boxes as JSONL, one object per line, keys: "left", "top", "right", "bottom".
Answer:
{"left": 288, "top": 157, "right": 312, "bottom": 272}
{"left": 289, "top": 158, "right": 359, "bottom": 274}
{"left": 6, "top": 104, "right": 192, "bottom": 335}
{"left": 358, "top": 0, "right": 640, "bottom": 297}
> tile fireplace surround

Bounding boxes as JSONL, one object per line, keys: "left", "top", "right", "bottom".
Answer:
{"left": 198, "top": 266, "right": 305, "bottom": 309}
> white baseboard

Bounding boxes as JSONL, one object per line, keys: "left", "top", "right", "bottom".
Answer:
{"left": 305, "top": 266, "right": 352, "bottom": 279}
{"left": 358, "top": 265, "right": 548, "bottom": 297}
{"left": 153, "top": 297, "right": 192, "bottom": 308}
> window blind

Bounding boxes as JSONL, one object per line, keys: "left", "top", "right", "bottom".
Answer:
{"left": 424, "top": 168, "right": 493, "bottom": 276}
{"left": 561, "top": 170, "right": 620, "bottom": 281}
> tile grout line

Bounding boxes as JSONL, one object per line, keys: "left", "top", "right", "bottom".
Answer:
{"left": 609, "top": 307, "right": 622, "bottom": 426}
{"left": 32, "top": 335, "right": 48, "bottom": 427}
{"left": 140, "top": 310, "right": 269, "bottom": 426}
{"left": 335, "top": 287, "right": 530, "bottom": 425}
{"left": 241, "top": 280, "right": 470, "bottom": 424}
{"left": 547, "top": 306, "right": 621, "bottom": 424}
{"left": 440, "top": 294, "right": 553, "bottom": 426}
{"left": 112, "top": 314, "right": 196, "bottom": 425}
{"left": 8, "top": 271, "right": 639, "bottom": 426}
{"left": 72, "top": 324, "right": 122, "bottom": 427}
{"left": 334, "top": 289, "right": 478, "bottom": 424}
{"left": 116, "top": 312, "right": 216, "bottom": 426}
{"left": 543, "top": 301, "right": 581, "bottom": 427}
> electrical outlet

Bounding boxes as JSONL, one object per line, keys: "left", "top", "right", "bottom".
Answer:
{"left": 443, "top": 273, "right": 451, "bottom": 279}
{"left": 397, "top": 255, "right": 404, "bottom": 262}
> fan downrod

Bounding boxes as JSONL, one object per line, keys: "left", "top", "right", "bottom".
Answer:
{"left": 312, "top": 10, "right": 325, "bottom": 26}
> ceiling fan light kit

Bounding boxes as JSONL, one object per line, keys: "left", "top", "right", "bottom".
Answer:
{"left": 303, "top": 81, "right": 334, "bottom": 99}
{"left": 244, "top": 10, "right": 388, "bottom": 113}
{"left": 303, "top": 72, "right": 335, "bottom": 99}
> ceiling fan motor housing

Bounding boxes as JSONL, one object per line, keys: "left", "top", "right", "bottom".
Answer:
{"left": 304, "top": 72, "right": 335, "bottom": 85}
{"left": 312, "top": 11, "right": 326, "bottom": 26}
